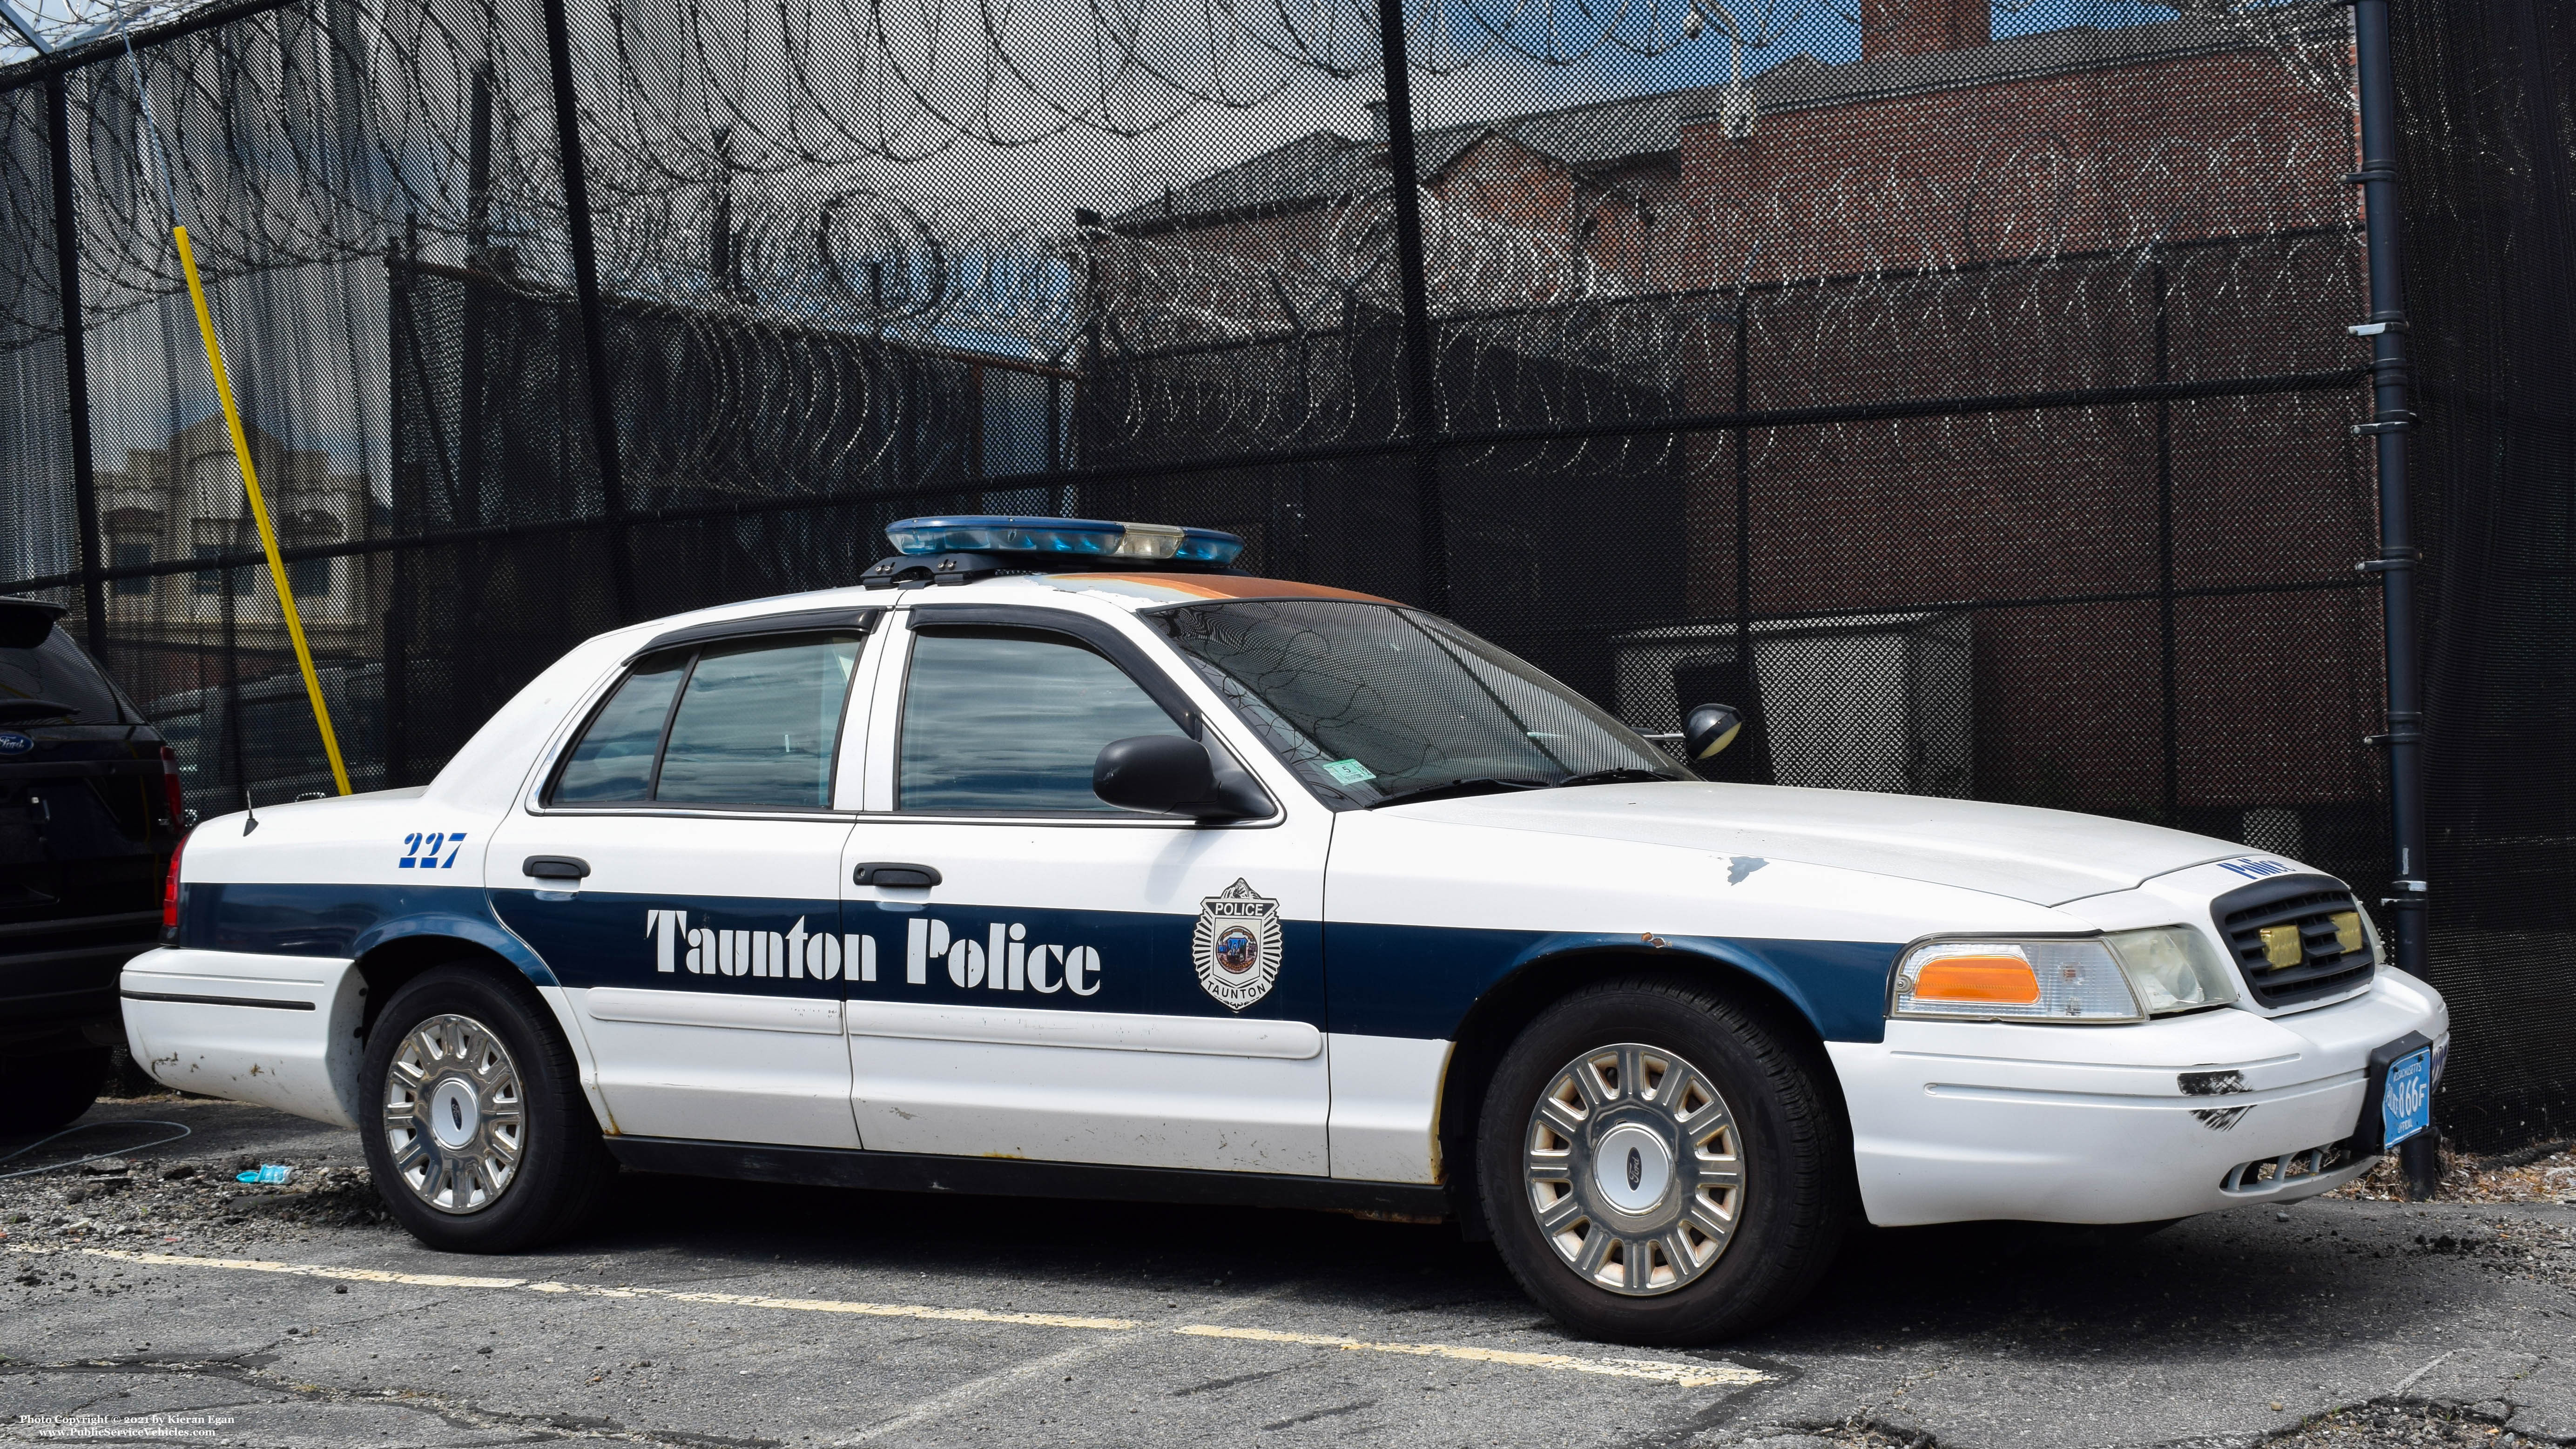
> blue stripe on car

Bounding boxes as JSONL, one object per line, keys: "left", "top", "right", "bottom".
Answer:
{"left": 182, "top": 881, "right": 559, "bottom": 986}
{"left": 186, "top": 883, "right": 1898, "bottom": 1042}
{"left": 1324, "top": 923, "right": 1901, "bottom": 1044}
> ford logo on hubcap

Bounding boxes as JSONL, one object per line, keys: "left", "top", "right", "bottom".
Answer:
{"left": 1626, "top": 1147, "right": 1642, "bottom": 1191}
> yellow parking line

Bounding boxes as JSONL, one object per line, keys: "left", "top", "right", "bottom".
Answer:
{"left": 1173, "top": 1324, "right": 1766, "bottom": 1388}
{"left": 8, "top": 1244, "right": 1765, "bottom": 1389}
{"left": 13, "top": 1247, "right": 1135, "bottom": 1330}
{"left": 526, "top": 1279, "right": 1138, "bottom": 1329}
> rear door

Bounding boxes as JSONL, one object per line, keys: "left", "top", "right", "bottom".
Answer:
{"left": 488, "top": 610, "right": 878, "bottom": 1148}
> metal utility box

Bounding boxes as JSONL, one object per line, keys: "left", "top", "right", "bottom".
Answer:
{"left": 1612, "top": 612, "right": 1972, "bottom": 797}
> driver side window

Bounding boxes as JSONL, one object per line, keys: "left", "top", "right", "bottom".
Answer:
{"left": 897, "top": 626, "right": 1178, "bottom": 813}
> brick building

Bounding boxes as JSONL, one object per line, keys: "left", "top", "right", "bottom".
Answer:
{"left": 1098, "top": 7, "right": 2380, "bottom": 849}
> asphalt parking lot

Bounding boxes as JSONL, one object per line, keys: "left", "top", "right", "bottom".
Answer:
{"left": 4, "top": 1099, "right": 2572, "bottom": 1449}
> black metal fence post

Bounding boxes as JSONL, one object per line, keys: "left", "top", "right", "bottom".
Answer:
{"left": 46, "top": 74, "right": 106, "bottom": 660}
{"left": 539, "top": 0, "right": 635, "bottom": 620}
{"left": 2351, "top": 0, "right": 2435, "bottom": 1198}
{"left": 1371, "top": 0, "right": 1446, "bottom": 614}
{"left": 384, "top": 241, "right": 411, "bottom": 785}
{"left": 2351, "top": 0, "right": 2428, "bottom": 966}
{"left": 2154, "top": 244, "right": 2178, "bottom": 826}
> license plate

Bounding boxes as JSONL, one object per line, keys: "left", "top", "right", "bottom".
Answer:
{"left": 2382, "top": 1046, "right": 2433, "bottom": 1148}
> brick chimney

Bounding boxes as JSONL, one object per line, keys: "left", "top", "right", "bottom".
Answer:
{"left": 1859, "top": 0, "right": 1991, "bottom": 61}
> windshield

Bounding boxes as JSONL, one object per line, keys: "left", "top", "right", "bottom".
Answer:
{"left": 1148, "top": 600, "right": 1686, "bottom": 806}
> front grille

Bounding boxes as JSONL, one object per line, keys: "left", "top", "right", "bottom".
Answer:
{"left": 2212, "top": 872, "right": 2376, "bottom": 1007}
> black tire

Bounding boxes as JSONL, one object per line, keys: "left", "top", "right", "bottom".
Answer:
{"left": 1476, "top": 975, "right": 1850, "bottom": 1345}
{"left": 0, "top": 1048, "right": 108, "bottom": 1137}
{"left": 358, "top": 964, "right": 614, "bottom": 1253}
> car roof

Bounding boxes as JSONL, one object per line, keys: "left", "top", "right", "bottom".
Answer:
{"left": 612, "top": 570, "right": 1399, "bottom": 646}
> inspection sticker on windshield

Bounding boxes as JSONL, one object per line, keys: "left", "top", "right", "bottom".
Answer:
{"left": 2383, "top": 1046, "right": 2433, "bottom": 1147}
{"left": 1320, "top": 758, "right": 1376, "bottom": 785}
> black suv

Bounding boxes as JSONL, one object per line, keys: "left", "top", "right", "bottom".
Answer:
{"left": 0, "top": 596, "right": 185, "bottom": 1136}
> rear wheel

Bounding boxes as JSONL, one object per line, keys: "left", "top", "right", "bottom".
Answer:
{"left": 1477, "top": 976, "right": 1849, "bottom": 1344}
{"left": 0, "top": 1048, "right": 108, "bottom": 1137}
{"left": 359, "top": 965, "right": 614, "bottom": 1252}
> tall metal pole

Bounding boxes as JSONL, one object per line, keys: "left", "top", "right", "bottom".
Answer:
{"left": 45, "top": 75, "right": 108, "bottom": 662}
{"left": 2350, "top": 0, "right": 2426, "bottom": 970}
{"left": 2350, "top": 0, "right": 2436, "bottom": 1200}
{"left": 1372, "top": 0, "right": 1448, "bottom": 614}
{"left": 2154, "top": 245, "right": 2177, "bottom": 827}
{"left": 539, "top": 0, "right": 635, "bottom": 619}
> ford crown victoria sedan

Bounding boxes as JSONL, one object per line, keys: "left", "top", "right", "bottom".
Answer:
{"left": 121, "top": 516, "right": 2448, "bottom": 1343}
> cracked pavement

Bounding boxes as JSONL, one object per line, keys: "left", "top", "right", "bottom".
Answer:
{"left": 3, "top": 1100, "right": 2573, "bottom": 1448}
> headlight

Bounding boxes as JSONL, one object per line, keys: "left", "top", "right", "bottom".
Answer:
{"left": 1892, "top": 939, "right": 2141, "bottom": 1023}
{"left": 2103, "top": 926, "right": 2239, "bottom": 1014}
{"left": 1891, "top": 926, "right": 2239, "bottom": 1024}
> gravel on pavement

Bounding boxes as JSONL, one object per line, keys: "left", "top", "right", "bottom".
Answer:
{"left": 4, "top": 1097, "right": 2572, "bottom": 1449}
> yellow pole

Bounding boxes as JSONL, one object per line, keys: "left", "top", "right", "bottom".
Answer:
{"left": 174, "top": 225, "right": 352, "bottom": 796}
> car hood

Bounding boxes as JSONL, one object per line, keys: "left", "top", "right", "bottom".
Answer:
{"left": 1382, "top": 783, "right": 2253, "bottom": 907}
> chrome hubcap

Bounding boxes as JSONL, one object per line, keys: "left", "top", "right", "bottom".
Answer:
{"left": 1523, "top": 1042, "right": 1743, "bottom": 1296}
{"left": 382, "top": 1013, "right": 525, "bottom": 1214}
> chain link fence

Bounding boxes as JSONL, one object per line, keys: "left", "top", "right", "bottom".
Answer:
{"left": 0, "top": 0, "right": 2564, "bottom": 1145}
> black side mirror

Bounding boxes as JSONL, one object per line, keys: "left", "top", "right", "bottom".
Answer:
{"left": 1094, "top": 735, "right": 1270, "bottom": 821}
{"left": 1682, "top": 703, "right": 1745, "bottom": 765}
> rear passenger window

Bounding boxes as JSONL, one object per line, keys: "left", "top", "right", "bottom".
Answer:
{"left": 548, "top": 633, "right": 863, "bottom": 809}
{"left": 658, "top": 639, "right": 860, "bottom": 807}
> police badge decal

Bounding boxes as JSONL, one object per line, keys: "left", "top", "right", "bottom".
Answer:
{"left": 1192, "top": 879, "right": 1282, "bottom": 1011}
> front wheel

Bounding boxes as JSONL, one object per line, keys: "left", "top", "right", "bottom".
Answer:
{"left": 1476, "top": 976, "right": 1850, "bottom": 1344}
{"left": 358, "top": 965, "right": 614, "bottom": 1252}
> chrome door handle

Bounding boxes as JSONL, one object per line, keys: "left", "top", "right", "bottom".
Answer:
{"left": 853, "top": 862, "right": 941, "bottom": 888}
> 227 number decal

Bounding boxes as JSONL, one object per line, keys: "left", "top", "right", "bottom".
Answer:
{"left": 398, "top": 832, "right": 468, "bottom": 869}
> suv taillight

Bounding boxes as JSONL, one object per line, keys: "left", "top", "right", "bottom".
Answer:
{"left": 159, "top": 744, "right": 187, "bottom": 830}
{"left": 162, "top": 832, "right": 187, "bottom": 937}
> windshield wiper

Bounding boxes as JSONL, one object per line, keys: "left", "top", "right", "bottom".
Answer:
{"left": 1365, "top": 776, "right": 1553, "bottom": 809}
{"left": 1553, "top": 767, "right": 1685, "bottom": 789}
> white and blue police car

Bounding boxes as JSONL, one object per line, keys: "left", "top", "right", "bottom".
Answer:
{"left": 121, "top": 516, "right": 2449, "bottom": 1343}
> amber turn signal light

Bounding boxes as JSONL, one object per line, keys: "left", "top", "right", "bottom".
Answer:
{"left": 1911, "top": 954, "right": 2043, "bottom": 1004}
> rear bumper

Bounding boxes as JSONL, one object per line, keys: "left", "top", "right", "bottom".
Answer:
{"left": 119, "top": 945, "right": 362, "bottom": 1127}
{"left": 1827, "top": 969, "right": 2448, "bottom": 1226}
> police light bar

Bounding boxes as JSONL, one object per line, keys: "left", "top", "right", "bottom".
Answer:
{"left": 885, "top": 515, "right": 1245, "bottom": 566}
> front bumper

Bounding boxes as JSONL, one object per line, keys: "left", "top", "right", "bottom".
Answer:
{"left": 1827, "top": 968, "right": 2448, "bottom": 1226}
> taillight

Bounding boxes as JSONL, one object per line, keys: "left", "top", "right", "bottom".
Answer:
{"left": 159, "top": 744, "right": 187, "bottom": 830}
{"left": 162, "top": 832, "right": 187, "bottom": 936}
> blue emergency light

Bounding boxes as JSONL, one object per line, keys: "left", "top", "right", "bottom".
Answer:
{"left": 885, "top": 516, "right": 1245, "bottom": 566}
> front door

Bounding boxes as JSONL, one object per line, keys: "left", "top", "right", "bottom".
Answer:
{"left": 489, "top": 622, "right": 874, "bottom": 1149}
{"left": 838, "top": 603, "right": 1334, "bottom": 1175}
